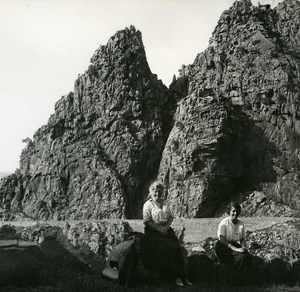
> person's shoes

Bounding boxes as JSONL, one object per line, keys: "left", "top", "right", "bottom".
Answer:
{"left": 185, "top": 278, "right": 193, "bottom": 286}
{"left": 175, "top": 278, "right": 184, "bottom": 287}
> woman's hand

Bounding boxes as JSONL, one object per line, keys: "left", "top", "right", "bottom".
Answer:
{"left": 231, "top": 245, "right": 247, "bottom": 253}
{"left": 145, "top": 221, "right": 170, "bottom": 235}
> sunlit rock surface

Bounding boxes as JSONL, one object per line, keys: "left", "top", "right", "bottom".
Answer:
{"left": 1, "top": 0, "right": 300, "bottom": 219}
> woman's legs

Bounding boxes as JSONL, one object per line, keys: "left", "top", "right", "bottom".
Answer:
{"left": 142, "top": 227, "right": 185, "bottom": 280}
{"left": 215, "top": 241, "right": 253, "bottom": 284}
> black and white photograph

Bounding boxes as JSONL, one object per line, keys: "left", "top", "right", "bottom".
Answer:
{"left": 0, "top": 0, "right": 299, "bottom": 291}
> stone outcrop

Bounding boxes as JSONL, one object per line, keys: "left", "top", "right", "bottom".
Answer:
{"left": 188, "top": 219, "right": 300, "bottom": 285}
{"left": 0, "top": 26, "right": 174, "bottom": 220}
{"left": 158, "top": 0, "right": 300, "bottom": 216}
{"left": 158, "top": 96, "right": 249, "bottom": 217}
{"left": 18, "top": 221, "right": 131, "bottom": 273}
{"left": 0, "top": 225, "right": 46, "bottom": 287}
{"left": 1, "top": 0, "right": 300, "bottom": 219}
{"left": 2, "top": 218, "right": 299, "bottom": 287}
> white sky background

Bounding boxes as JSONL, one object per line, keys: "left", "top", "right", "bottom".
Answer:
{"left": 0, "top": 0, "right": 282, "bottom": 173}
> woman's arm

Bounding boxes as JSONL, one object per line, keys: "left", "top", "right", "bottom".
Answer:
{"left": 240, "top": 238, "right": 246, "bottom": 249}
{"left": 145, "top": 220, "right": 163, "bottom": 233}
{"left": 165, "top": 215, "right": 173, "bottom": 229}
{"left": 143, "top": 201, "right": 162, "bottom": 232}
{"left": 219, "top": 235, "right": 231, "bottom": 248}
{"left": 219, "top": 235, "right": 245, "bottom": 253}
{"left": 159, "top": 215, "right": 173, "bottom": 234}
{"left": 145, "top": 216, "right": 173, "bottom": 234}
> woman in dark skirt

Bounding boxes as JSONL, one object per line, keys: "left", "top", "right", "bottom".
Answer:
{"left": 142, "top": 181, "right": 192, "bottom": 287}
{"left": 215, "top": 201, "right": 253, "bottom": 284}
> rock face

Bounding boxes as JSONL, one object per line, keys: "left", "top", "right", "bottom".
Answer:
{"left": 196, "top": 219, "right": 300, "bottom": 285}
{"left": 1, "top": 1, "right": 300, "bottom": 219}
{"left": 5, "top": 219, "right": 300, "bottom": 286}
{"left": 158, "top": 0, "right": 300, "bottom": 216}
{"left": 0, "top": 26, "right": 173, "bottom": 220}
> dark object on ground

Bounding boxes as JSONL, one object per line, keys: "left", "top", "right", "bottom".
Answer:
{"left": 187, "top": 252, "right": 216, "bottom": 283}
{"left": 0, "top": 245, "right": 45, "bottom": 286}
{"left": 217, "top": 263, "right": 243, "bottom": 286}
{"left": 0, "top": 225, "right": 18, "bottom": 240}
{"left": 40, "top": 237, "right": 91, "bottom": 273}
{"left": 103, "top": 232, "right": 163, "bottom": 287}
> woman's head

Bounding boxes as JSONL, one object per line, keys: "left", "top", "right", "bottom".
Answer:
{"left": 149, "top": 181, "right": 164, "bottom": 204}
{"left": 227, "top": 201, "right": 241, "bottom": 221}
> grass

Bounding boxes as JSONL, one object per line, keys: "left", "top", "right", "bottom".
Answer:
{"left": 1, "top": 284, "right": 300, "bottom": 292}
{"left": 0, "top": 266, "right": 299, "bottom": 292}
{"left": 0, "top": 218, "right": 299, "bottom": 291}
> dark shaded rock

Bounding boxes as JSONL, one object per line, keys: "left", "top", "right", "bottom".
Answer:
{"left": 194, "top": 219, "right": 300, "bottom": 285}
{"left": 216, "top": 263, "right": 243, "bottom": 286}
{"left": 169, "top": 66, "right": 189, "bottom": 102}
{"left": 0, "top": 225, "right": 18, "bottom": 240}
{"left": 1, "top": 0, "right": 300, "bottom": 219}
{"left": 187, "top": 253, "right": 216, "bottom": 283}
{"left": 17, "top": 221, "right": 132, "bottom": 273}
{"left": 157, "top": 0, "right": 300, "bottom": 216}
{"left": 158, "top": 97, "right": 249, "bottom": 217}
{"left": 40, "top": 237, "right": 90, "bottom": 273}
{"left": 0, "top": 245, "right": 45, "bottom": 286}
{"left": 290, "top": 259, "right": 300, "bottom": 284}
{"left": 245, "top": 220, "right": 300, "bottom": 285}
{"left": 265, "top": 258, "right": 292, "bottom": 285}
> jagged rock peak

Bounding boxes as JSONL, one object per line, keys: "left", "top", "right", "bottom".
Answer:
{"left": 0, "top": 24, "right": 174, "bottom": 221}
{"left": 278, "top": 0, "right": 300, "bottom": 7}
{"left": 209, "top": 0, "right": 273, "bottom": 47}
{"left": 94, "top": 25, "right": 144, "bottom": 56}
{"left": 158, "top": 0, "right": 300, "bottom": 217}
{"left": 89, "top": 25, "right": 150, "bottom": 74}
{"left": 275, "top": 0, "right": 300, "bottom": 45}
{"left": 233, "top": 0, "right": 253, "bottom": 9}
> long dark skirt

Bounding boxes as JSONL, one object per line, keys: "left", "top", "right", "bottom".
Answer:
{"left": 215, "top": 241, "right": 253, "bottom": 284}
{"left": 142, "top": 226, "right": 185, "bottom": 279}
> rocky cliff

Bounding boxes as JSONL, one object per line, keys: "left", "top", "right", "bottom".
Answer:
{"left": 0, "top": 26, "right": 174, "bottom": 220}
{"left": 158, "top": 0, "right": 300, "bottom": 217}
{"left": 1, "top": 0, "right": 300, "bottom": 220}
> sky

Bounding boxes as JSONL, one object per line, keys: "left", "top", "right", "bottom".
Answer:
{"left": 0, "top": 0, "right": 282, "bottom": 173}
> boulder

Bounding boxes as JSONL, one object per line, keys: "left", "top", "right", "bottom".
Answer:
{"left": 0, "top": 244, "right": 45, "bottom": 286}
{"left": 187, "top": 252, "right": 216, "bottom": 283}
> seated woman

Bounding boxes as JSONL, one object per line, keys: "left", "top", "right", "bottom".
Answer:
{"left": 215, "top": 201, "right": 252, "bottom": 284}
{"left": 142, "top": 181, "right": 192, "bottom": 287}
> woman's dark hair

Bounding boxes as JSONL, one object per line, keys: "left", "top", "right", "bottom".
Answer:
{"left": 226, "top": 201, "right": 241, "bottom": 215}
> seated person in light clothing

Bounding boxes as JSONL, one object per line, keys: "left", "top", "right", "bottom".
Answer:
{"left": 215, "top": 201, "right": 252, "bottom": 284}
{"left": 142, "top": 181, "right": 192, "bottom": 287}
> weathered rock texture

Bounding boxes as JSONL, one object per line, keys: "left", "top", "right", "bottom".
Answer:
{"left": 1, "top": 1, "right": 300, "bottom": 219}
{"left": 158, "top": 0, "right": 300, "bottom": 217}
{"left": 0, "top": 26, "right": 173, "bottom": 220}
{"left": 3, "top": 218, "right": 300, "bottom": 286}
{"left": 190, "top": 219, "right": 300, "bottom": 285}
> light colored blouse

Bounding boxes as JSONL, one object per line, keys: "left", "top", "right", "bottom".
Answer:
{"left": 143, "top": 199, "right": 172, "bottom": 225}
{"left": 217, "top": 216, "right": 245, "bottom": 242}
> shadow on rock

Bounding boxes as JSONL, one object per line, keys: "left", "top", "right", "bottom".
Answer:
{"left": 216, "top": 263, "right": 243, "bottom": 286}
{"left": 252, "top": 255, "right": 297, "bottom": 286}
{"left": 39, "top": 227, "right": 92, "bottom": 273}
{"left": 187, "top": 252, "right": 216, "bottom": 283}
{"left": 0, "top": 245, "right": 46, "bottom": 287}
